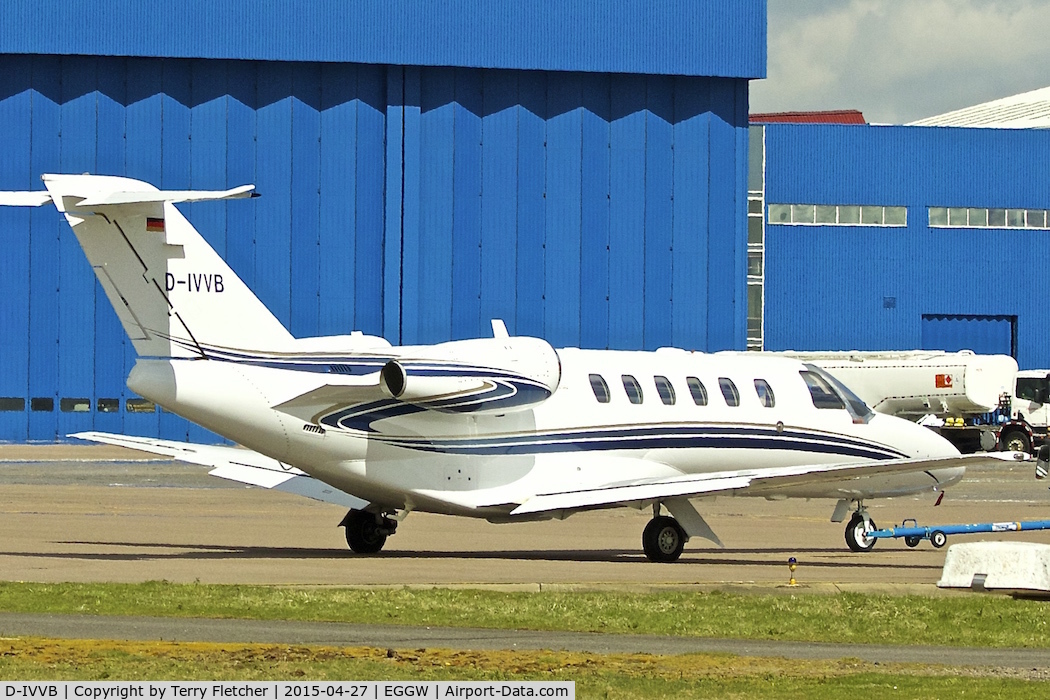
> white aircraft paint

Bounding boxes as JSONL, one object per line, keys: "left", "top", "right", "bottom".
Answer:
{"left": 0, "top": 174, "right": 1025, "bottom": 561}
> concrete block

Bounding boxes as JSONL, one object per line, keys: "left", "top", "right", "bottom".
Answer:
{"left": 938, "top": 541, "right": 1050, "bottom": 597}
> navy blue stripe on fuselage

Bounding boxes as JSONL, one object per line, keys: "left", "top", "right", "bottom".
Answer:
{"left": 321, "top": 400, "right": 425, "bottom": 432}
{"left": 192, "top": 346, "right": 538, "bottom": 381}
{"left": 371, "top": 424, "right": 907, "bottom": 461}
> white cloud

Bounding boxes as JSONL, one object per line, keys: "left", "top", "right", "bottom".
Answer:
{"left": 752, "top": 0, "right": 1050, "bottom": 123}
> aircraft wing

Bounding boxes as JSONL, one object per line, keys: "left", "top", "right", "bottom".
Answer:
{"left": 509, "top": 452, "right": 1026, "bottom": 516}
{"left": 70, "top": 431, "right": 368, "bottom": 510}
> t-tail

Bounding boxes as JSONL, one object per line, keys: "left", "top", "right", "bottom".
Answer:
{"left": 0, "top": 174, "right": 293, "bottom": 358}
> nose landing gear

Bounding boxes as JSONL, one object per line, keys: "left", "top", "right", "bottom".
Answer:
{"left": 844, "top": 507, "right": 877, "bottom": 552}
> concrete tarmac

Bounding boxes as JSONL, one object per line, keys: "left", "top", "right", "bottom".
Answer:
{"left": 2, "top": 445, "right": 1049, "bottom": 587}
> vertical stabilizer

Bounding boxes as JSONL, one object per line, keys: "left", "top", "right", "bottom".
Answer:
{"left": 28, "top": 174, "right": 293, "bottom": 358}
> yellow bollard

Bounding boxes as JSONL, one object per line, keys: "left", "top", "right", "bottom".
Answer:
{"left": 788, "top": 556, "right": 798, "bottom": 586}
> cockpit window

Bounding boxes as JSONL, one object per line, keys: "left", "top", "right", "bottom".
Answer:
{"left": 718, "top": 377, "right": 740, "bottom": 407}
{"left": 754, "top": 379, "right": 775, "bottom": 408}
{"left": 801, "top": 365, "right": 874, "bottom": 423}
{"left": 589, "top": 374, "right": 611, "bottom": 403}
{"left": 800, "top": 371, "right": 844, "bottom": 409}
{"left": 687, "top": 377, "right": 708, "bottom": 406}
{"left": 654, "top": 376, "right": 676, "bottom": 405}
{"left": 622, "top": 375, "right": 644, "bottom": 404}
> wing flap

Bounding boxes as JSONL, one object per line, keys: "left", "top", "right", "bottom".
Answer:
{"left": 511, "top": 476, "right": 752, "bottom": 515}
{"left": 70, "top": 431, "right": 368, "bottom": 510}
{"left": 510, "top": 452, "right": 1027, "bottom": 517}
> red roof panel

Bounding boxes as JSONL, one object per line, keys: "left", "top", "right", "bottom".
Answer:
{"left": 749, "top": 110, "right": 867, "bottom": 124}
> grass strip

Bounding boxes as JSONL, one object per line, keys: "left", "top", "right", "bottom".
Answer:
{"left": 1, "top": 637, "right": 1046, "bottom": 698}
{"left": 2, "top": 582, "right": 1050, "bottom": 649}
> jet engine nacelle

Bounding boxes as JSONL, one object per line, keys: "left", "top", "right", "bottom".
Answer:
{"left": 379, "top": 336, "right": 561, "bottom": 413}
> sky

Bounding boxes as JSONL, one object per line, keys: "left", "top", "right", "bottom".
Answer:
{"left": 749, "top": 0, "right": 1050, "bottom": 124}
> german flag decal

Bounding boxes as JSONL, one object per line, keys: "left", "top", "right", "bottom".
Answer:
{"left": 146, "top": 217, "right": 165, "bottom": 232}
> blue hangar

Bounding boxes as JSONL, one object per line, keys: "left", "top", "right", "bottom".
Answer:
{"left": 751, "top": 91, "right": 1050, "bottom": 369}
{"left": 0, "top": 0, "right": 766, "bottom": 441}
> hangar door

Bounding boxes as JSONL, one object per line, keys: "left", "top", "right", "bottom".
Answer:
{"left": 921, "top": 314, "right": 1017, "bottom": 358}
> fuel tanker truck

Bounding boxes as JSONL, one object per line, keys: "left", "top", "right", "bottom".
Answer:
{"left": 771, "top": 350, "right": 1050, "bottom": 454}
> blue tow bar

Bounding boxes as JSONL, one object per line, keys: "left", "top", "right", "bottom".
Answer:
{"left": 867, "top": 518, "right": 1050, "bottom": 549}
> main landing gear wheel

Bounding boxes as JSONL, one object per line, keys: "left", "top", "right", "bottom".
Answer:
{"left": 642, "top": 516, "right": 686, "bottom": 563}
{"left": 341, "top": 509, "right": 396, "bottom": 554}
{"left": 844, "top": 512, "right": 877, "bottom": 552}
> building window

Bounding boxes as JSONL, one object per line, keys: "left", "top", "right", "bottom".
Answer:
{"left": 770, "top": 204, "right": 906, "bottom": 227}
{"left": 97, "top": 398, "right": 120, "bottom": 413}
{"left": 126, "top": 398, "right": 157, "bottom": 413}
{"left": 0, "top": 398, "right": 25, "bottom": 412}
{"left": 30, "top": 397, "right": 54, "bottom": 412}
{"left": 747, "top": 125, "right": 766, "bottom": 351}
{"left": 929, "top": 206, "right": 1050, "bottom": 229}
{"left": 60, "top": 398, "right": 91, "bottom": 413}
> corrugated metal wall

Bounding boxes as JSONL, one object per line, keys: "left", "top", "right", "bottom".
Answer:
{"left": 921, "top": 315, "right": 1016, "bottom": 357}
{"left": 0, "top": 0, "right": 766, "bottom": 79}
{"left": 0, "top": 56, "right": 750, "bottom": 441}
{"left": 763, "top": 123, "right": 1050, "bottom": 369}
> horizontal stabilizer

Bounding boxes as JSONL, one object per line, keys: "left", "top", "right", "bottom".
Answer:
{"left": 510, "top": 452, "right": 1027, "bottom": 517}
{"left": 11, "top": 173, "right": 294, "bottom": 359}
{"left": 70, "top": 431, "right": 368, "bottom": 510}
{"left": 0, "top": 185, "right": 255, "bottom": 208}
{"left": 75, "top": 184, "right": 256, "bottom": 207}
{"left": 0, "top": 191, "right": 52, "bottom": 206}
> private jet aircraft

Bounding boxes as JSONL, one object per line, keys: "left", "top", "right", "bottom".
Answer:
{"left": 0, "top": 175, "right": 1021, "bottom": 562}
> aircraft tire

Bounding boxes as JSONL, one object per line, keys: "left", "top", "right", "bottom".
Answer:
{"left": 904, "top": 535, "right": 922, "bottom": 548}
{"left": 342, "top": 510, "right": 388, "bottom": 554}
{"left": 844, "top": 512, "right": 877, "bottom": 552}
{"left": 930, "top": 530, "right": 947, "bottom": 549}
{"left": 642, "top": 516, "right": 686, "bottom": 563}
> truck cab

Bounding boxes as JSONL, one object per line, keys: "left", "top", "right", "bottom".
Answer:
{"left": 1013, "top": 371, "right": 1050, "bottom": 430}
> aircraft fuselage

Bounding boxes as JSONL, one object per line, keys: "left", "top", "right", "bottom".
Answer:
{"left": 128, "top": 345, "right": 963, "bottom": 519}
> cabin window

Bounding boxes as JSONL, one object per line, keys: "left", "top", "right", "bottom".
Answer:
{"left": 718, "top": 378, "right": 740, "bottom": 407}
{"left": 686, "top": 377, "right": 708, "bottom": 406}
{"left": 622, "top": 375, "right": 644, "bottom": 404}
{"left": 800, "top": 371, "right": 845, "bottom": 409}
{"left": 754, "top": 379, "right": 775, "bottom": 408}
{"left": 589, "top": 374, "right": 611, "bottom": 404}
{"left": 654, "top": 376, "right": 676, "bottom": 405}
